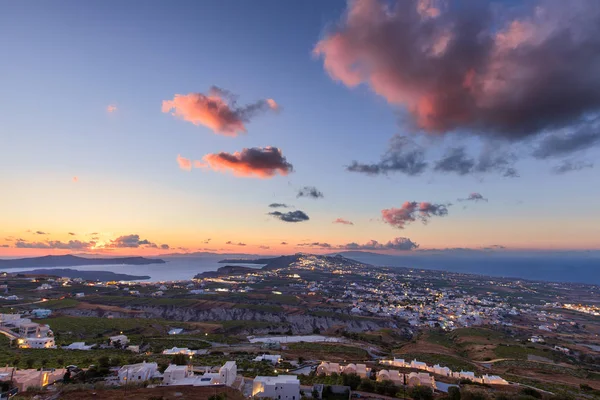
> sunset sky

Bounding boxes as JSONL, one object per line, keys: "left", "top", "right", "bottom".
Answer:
{"left": 2, "top": 0, "right": 600, "bottom": 257}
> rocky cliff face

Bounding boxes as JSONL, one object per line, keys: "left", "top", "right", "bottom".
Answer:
{"left": 62, "top": 305, "right": 398, "bottom": 335}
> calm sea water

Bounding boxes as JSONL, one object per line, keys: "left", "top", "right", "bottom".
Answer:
{"left": 5, "top": 256, "right": 263, "bottom": 282}
{"left": 5, "top": 254, "right": 600, "bottom": 285}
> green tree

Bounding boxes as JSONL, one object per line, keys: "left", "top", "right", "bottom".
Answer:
{"left": 25, "top": 359, "right": 35, "bottom": 369}
{"left": 448, "top": 386, "right": 461, "bottom": 400}
{"left": 408, "top": 386, "right": 433, "bottom": 400}
{"left": 172, "top": 353, "right": 188, "bottom": 366}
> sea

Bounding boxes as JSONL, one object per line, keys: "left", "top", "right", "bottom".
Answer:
{"left": 4, "top": 253, "right": 600, "bottom": 285}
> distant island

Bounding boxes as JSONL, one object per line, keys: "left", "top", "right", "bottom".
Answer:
{"left": 15, "top": 268, "right": 151, "bottom": 281}
{"left": 0, "top": 254, "right": 165, "bottom": 269}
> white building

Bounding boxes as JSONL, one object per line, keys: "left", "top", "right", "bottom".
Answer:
{"left": 481, "top": 375, "right": 509, "bottom": 385}
{"left": 317, "top": 362, "right": 341, "bottom": 375}
{"left": 168, "top": 328, "right": 184, "bottom": 335}
{"left": 163, "top": 365, "right": 193, "bottom": 385}
{"left": 19, "top": 337, "right": 56, "bottom": 349}
{"left": 410, "top": 360, "right": 427, "bottom": 370}
{"left": 253, "top": 354, "right": 281, "bottom": 364}
{"left": 342, "top": 363, "right": 370, "bottom": 378}
{"left": 118, "top": 362, "right": 160, "bottom": 384}
{"left": 110, "top": 334, "right": 129, "bottom": 347}
{"left": 377, "top": 369, "right": 404, "bottom": 386}
{"left": 407, "top": 372, "right": 436, "bottom": 389}
{"left": 163, "top": 347, "right": 195, "bottom": 356}
{"left": 64, "top": 342, "right": 93, "bottom": 350}
{"left": 432, "top": 364, "right": 452, "bottom": 377}
{"left": 252, "top": 375, "right": 300, "bottom": 400}
{"left": 219, "top": 361, "right": 237, "bottom": 387}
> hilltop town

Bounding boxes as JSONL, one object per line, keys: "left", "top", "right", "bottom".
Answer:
{"left": 0, "top": 253, "right": 599, "bottom": 399}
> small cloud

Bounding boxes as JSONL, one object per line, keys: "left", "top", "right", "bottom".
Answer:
{"left": 225, "top": 241, "right": 246, "bottom": 246}
{"left": 160, "top": 244, "right": 170, "bottom": 250}
{"left": 458, "top": 193, "right": 488, "bottom": 202}
{"left": 177, "top": 154, "right": 193, "bottom": 171}
{"left": 259, "top": 245, "right": 270, "bottom": 250}
{"left": 108, "top": 234, "right": 156, "bottom": 248}
{"left": 268, "top": 210, "right": 310, "bottom": 223}
{"left": 162, "top": 87, "right": 279, "bottom": 136}
{"left": 35, "top": 231, "right": 48, "bottom": 235}
{"left": 297, "top": 242, "right": 332, "bottom": 248}
{"left": 72, "top": 176, "right": 79, "bottom": 183}
{"left": 68, "top": 232, "right": 76, "bottom": 236}
{"left": 280, "top": 242, "right": 288, "bottom": 245}
{"left": 1, "top": 244, "right": 9, "bottom": 248}
{"left": 268, "top": 203, "right": 290, "bottom": 208}
{"left": 552, "top": 159, "right": 594, "bottom": 174}
{"left": 202, "top": 147, "right": 293, "bottom": 178}
{"left": 347, "top": 135, "right": 427, "bottom": 176}
{"left": 333, "top": 218, "right": 354, "bottom": 225}
{"left": 381, "top": 201, "right": 449, "bottom": 229}
{"left": 297, "top": 186, "right": 324, "bottom": 199}
{"left": 107, "top": 104, "right": 117, "bottom": 113}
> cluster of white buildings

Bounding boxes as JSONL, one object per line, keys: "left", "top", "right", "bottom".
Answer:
{"left": 379, "top": 358, "right": 508, "bottom": 385}
{"left": 0, "top": 366, "right": 65, "bottom": 392}
{"left": 117, "top": 360, "right": 238, "bottom": 388}
{"left": 317, "top": 362, "right": 370, "bottom": 378}
{"left": 0, "top": 313, "right": 56, "bottom": 349}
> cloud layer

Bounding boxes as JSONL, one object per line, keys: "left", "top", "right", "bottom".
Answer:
{"left": 162, "top": 87, "right": 278, "bottom": 136}
{"left": 381, "top": 201, "right": 449, "bottom": 229}
{"left": 202, "top": 147, "right": 293, "bottom": 178}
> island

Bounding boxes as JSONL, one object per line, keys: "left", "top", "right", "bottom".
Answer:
{"left": 0, "top": 254, "right": 165, "bottom": 269}
{"left": 14, "top": 268, "right": 151, "bottom": 281}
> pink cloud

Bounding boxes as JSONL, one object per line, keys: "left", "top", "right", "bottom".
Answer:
{"left": 107, "top": 104, "right": 117, "bottom": 113}
{"left": 201, "top": 147, "right": 293, "bottom": 178}
{"left": 381, "top": 201, "right": 448, "bottom": 229}
{"left": 176, "top": 154, "right": 192, "bottom": 171}
{"left": 162, "top": 87, "right": 279, "bottom": 136}
{"left": 333, "top": 218, "right": 354, "bottom": 225}
{"left": 72, "top": 176, "right": 78, "bottom": 183}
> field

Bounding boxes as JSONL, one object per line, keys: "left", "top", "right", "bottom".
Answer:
{"left": 285, "top": 342, "right": 369, "bottom": 361}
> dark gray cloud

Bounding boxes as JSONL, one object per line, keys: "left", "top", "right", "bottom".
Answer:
{"left": 160, "top": 244, "right": 170, "bottom": 250}
{"left": 434, "top": 147, "right": 518, "bottom": 177}
{"left": 315, "top": 0, "right": 600, "bottom": 141}
{"left": 342, "top": 237, "right": 419, "bottom": 251}
{"left": 109, "top": 234, "right": 156, "bottom": 248}
{"left": 225, "top": 241, "right": 247, "bottom": 246}
{"left": 381, "top": 201, "right": 449, "bottom": 229}
{"left": 35, "top": 231, "right": 48, "bottom": 235}
{"left": 552, "top": 160, "right": 594, "bottom": 174}
{"left": 268, "top": 210, "right": 310, "bottom": 223}
{"left": 269, "top": 203, "right": 290, "bottom": 208}
{"left": 202, "top": 146, "right": 293, "bottom": 178}
{"left": 533, "top": 121, "right": 600, "bottom": 159}
{"left": 458, "top": 193, "right": 487, "bottom": 202}
{"left": 296, "top": 186, "right": 324, "bottom": 199}
{"left": 347, "top": 135, "right": 427, "bottom": 176}
{"left": 297, "top": 242, "right": 332, "bottom": 248}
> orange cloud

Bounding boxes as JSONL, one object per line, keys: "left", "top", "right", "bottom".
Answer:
{"left": 333, "top": 218, "right": 354, "bottom": 225}
{"left": 202, "top": 147, "right": 293, "bottom": 178}
{"left": 176, "top": 154, "right": 192, "bottom": 171}
{"left": 162, "top": 87, "right": 278, "bottom": 136}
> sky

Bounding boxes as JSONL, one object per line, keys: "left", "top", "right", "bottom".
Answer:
{"left": 1, "top": 0, "right": 600, "bottom": 257}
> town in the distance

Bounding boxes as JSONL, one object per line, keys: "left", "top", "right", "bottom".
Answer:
{"left": 0, "top": 253, "right": 598, "bottom": 400}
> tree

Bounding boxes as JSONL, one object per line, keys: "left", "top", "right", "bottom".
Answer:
{"left": 408, "top": 386, "right": 433, "bottom": 400}
{"left": 448, "top": 386, "right": 461, "bottom": 400}
{"left": 172, "top": 353, "right": 188, "bottom": 366}
{"left": 342, "top": 373, "right": 362, "bottom": 390}
{"left": 25, "top": 359, "right": 35, "bottom": 369}
{"left": 358, "top": 378, "right": 375, "bottom": 392}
